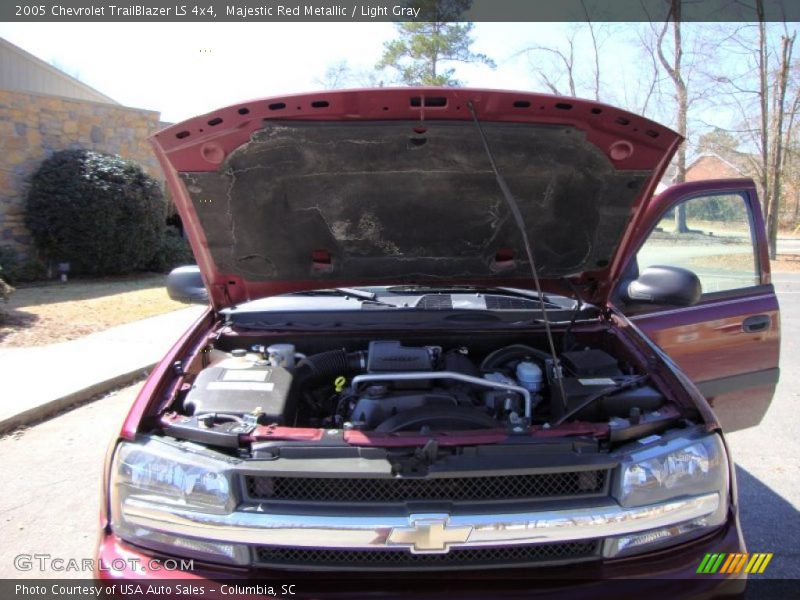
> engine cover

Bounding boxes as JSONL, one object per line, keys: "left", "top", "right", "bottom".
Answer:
{"left": 350, "top": 390, "right": 459, "bottom": 429}
{"left": 184, "top": 362, "right": 292, "bottom": 423}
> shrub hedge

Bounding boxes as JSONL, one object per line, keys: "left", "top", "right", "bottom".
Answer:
{"left": 0, "top": 245, "right": 48, "bottom": 284}
{"left": 147, "top": 226, "right": 195, "bottom": 273}
{"left": 25, "top": 150, "right": 167, "bottom": 276}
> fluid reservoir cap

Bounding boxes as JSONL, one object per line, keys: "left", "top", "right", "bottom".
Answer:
{"left": 484, "top": 371, "right": 516, "bottom": 386}
{"left": 231, "top": 349, "right": 247, "bottom": 358}
{"left": 516, "top": 361, "right": 543, "bottom": 392}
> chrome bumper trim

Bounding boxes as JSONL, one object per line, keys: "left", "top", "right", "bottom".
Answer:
{"left": 121, "top": 493, "right": 719, "bottom": 552}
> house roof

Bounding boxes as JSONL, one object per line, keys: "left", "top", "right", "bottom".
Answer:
{"left": 686, "top": 152, "right": 749, "bottom": 176}
{"left": 0, "top": 37, "right": 118, "bottom": 104}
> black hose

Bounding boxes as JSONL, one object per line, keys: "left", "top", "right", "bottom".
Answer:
{"left": 288, "top": 349, "right": 365, "bottom": 423}
{"left": 295, "top": 349, "right": 364, "bottom": 380}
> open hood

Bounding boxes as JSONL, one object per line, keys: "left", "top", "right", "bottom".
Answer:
{"left": 152, "top": 89, "right": 680, "bottom": 309}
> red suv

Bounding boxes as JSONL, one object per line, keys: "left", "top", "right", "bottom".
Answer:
{"left": 96, "top": 89, "right": 779, "bottom": 598}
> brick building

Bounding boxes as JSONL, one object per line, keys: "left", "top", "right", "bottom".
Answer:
{"left": 684, "top": 153, "right": 749, "bottom": 181}
{"left": 0, "top": 37, "right": 167, "bottom": 257}
{"left": 656, "top": 152, "right": 757, "bottom": 196}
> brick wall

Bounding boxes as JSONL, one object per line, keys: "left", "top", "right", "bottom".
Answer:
{"left": 0, "top": 89, "right": 165, "bottom": 256}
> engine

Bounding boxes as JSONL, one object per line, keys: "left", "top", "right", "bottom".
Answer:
{"left": 177, "top": 339, "right": 666, "bottom": 435}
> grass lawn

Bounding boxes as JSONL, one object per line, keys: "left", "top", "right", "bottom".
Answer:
{"left": 0, "top": 274, "right": 188, "bottom": 347}
{"left": 773, "top": 254, "right": 800, "bottom": 272}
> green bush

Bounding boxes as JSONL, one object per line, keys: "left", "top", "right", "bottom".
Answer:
{"left": 684, "top": 194, "right": 748, "bottom": 223}
{"left": 0, "top": 246, "right": 18, "bottom": 283}
{"left": 25, "top": 150, "right": 166, "bottom": 276}
{"left": 148, "top": 227, "right": 195, "bottom": 273}
{"left": 0, "top": 245, "right": 48, "bottom": 284}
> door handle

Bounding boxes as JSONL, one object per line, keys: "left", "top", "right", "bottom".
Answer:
{"left": 742, "top": 314, "right": 770, "bottom": 333}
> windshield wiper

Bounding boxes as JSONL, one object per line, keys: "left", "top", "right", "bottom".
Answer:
{"left": 290, "top": 288, "right": 398, "bottom": 307}
{"left": 333, "top": 287, "right": 377, "bottom": 301}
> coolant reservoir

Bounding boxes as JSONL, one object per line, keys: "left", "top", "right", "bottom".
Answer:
{"left": 516, "top": 361, "right": 543, "bottom": 393}
{"left": 216, "top": 348, "right": 265, "bottom": 370}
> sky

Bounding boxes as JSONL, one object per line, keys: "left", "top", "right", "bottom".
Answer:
{"left": 0, "top": 22, "right": 565, "bottom": 123}
{"left": 0, "top": 20, "right": 787, "bottom": 150}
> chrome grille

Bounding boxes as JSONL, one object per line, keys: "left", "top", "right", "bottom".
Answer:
{"left": 244, "top": 470, "right": 607, "bottom": 503}
{"left": 253, "top": 541, "right": 600, "bottom": 570}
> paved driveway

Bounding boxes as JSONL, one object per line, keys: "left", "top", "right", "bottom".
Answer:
{"left": 726, "top": 274, "right": 800, "bottom": 579}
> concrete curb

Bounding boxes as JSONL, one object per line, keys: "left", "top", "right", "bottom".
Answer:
{"left": 0, "top": 305, "right": 206, "bottom": 436}
{"left": 0, "top": 363, "right": 154, "bottom": 435}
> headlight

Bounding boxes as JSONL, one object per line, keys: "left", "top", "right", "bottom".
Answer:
{"left": 616, "top": 433, "right": 728, "bottom": 507}
{"left": 111, "top": 439, "right": 234, "bottom": 513}
{"left": 109, "top": 439, "right": 249, "bottom": 566}
{"left": 606, "top": 433, "right": 730, "bottom": 557}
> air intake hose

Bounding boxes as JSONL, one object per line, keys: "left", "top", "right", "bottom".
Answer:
{"left": 295, "top": 349, "right": 365, "bottom": 381}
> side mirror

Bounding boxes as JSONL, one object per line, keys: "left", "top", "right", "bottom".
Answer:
{"left": 167, "top": 265, "right": 208, "bottom": 304}
{"left": 625, "top": 265, "right": 702, "bottom": 307}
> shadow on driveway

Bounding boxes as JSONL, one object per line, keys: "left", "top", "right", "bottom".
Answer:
{"left": 736, "top": 465, "right": 799, "bottom": 580}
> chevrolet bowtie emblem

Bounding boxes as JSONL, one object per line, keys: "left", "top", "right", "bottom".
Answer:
{"left": 387, "top": 514, "right": 473, "bottom": 554}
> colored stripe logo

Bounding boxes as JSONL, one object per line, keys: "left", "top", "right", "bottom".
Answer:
{"left": 697, "top": 553, "right": 773, "bottom": 574}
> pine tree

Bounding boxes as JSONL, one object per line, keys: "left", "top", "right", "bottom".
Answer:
{"left": 376, "top": 1, "right": 495, "bottom": 86}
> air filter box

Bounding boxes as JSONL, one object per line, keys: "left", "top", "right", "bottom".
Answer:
{"left": 552, "top": 378, "right": 665, "bottom": 421}
{"left": 561, "top": 349, "right": 621, "bottom": 378}
{"left": 367, "top": 341, "right": 437, "bottom": 372}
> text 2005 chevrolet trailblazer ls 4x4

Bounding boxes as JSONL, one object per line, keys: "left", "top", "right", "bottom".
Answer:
{"left": 96, "top": 89, "right": 780, "bottom": 598}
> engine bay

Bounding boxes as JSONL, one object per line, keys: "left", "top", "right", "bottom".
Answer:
{"left": 160, "top": 333, "right": 684, "bottom": 450}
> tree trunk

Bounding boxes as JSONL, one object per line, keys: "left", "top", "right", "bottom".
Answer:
{"left": 757, "top": 14, "right": 770, "bottom": 223}
{"left": 765, "top": 33, "right": 795, "bottom": 259}
{"left": 793, "top": 188, "right": 800, "bottom": 222}
{"left": 662, "top": 2, "right": 690, "bottom": 233}
{"left": 674, "top": 65, "right": 689, "bottom": 233}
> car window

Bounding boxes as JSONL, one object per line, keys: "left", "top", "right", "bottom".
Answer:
{"left": 636, "top": 193, "right": 759, "bottom": 294}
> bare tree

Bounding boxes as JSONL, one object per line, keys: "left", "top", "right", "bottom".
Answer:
{"left": 779, "top": 74, "right": 800, "bottom": 223}
{"left": 581, "top": 4, "right": 601, "bottom": 101}
{"left": 520, "top": 23, "right": 607, "bottom": 100}
{"left": 315, "top": 60, "right": 384, "bottom": 90}
{"left": 653, "top": 0, "right": 691, "bottom": 232}
{"left": 522, "top": 31, "right": 578, "bottom": 96}
{"left": 711, "top": 12, "right": 799, "bottom": 257}
{"left": 315, "top": 60, "right": 352, "bottom": 90}
{"left": 638, "top": 5, "right": 720, "bottom": 233}
{"left": 765, "top": 30, "right": 796, "bottom": 256}
{"left": 608, "top": 26, "right": 665, "bottom": 119}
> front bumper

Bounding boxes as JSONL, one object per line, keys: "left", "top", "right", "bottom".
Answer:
{"left": 96, "top": 514, "right": 746, "bottom": 599}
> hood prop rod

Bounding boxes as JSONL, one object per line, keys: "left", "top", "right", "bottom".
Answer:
{"left": 466, "top": 100, "right": 566, "bottom": 421}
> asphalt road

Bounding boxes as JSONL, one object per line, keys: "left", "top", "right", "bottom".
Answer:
{"left": 0, "top": 382, "right": 135, "bottom": 579}
{"left": 726, "top": 274, "right": 800, "bottom": 579}
{"left": 0, "top": 283, "right": 798, "bottom": 581}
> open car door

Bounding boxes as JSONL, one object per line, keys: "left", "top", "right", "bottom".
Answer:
{"left": 611, "top": 179, "right": 780, "bottom": 431}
